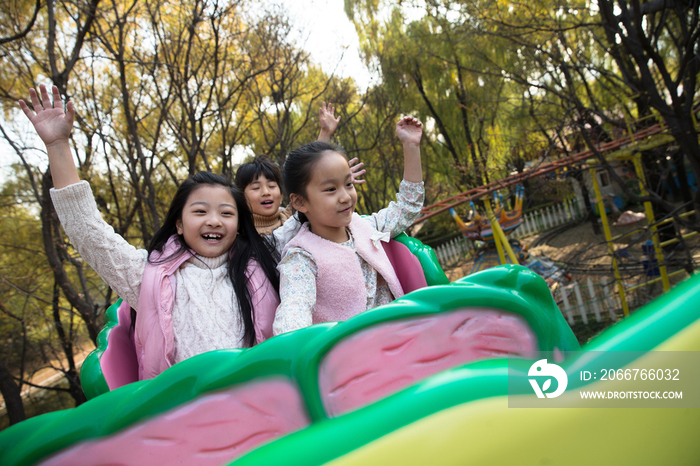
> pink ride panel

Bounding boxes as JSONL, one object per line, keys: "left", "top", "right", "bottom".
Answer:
{"left": 41, "top": 378, "right": 309, "bottom": 466}
{"left": 101, "top": 301, "right": 139, "bottom": 389}
{"left": 381, "top": 240, "right": 428, "bottom": 293}
{"left": 319, "top": 309, "right": 538, "bottom": 417}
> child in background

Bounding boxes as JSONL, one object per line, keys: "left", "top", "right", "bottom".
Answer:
{"left": 235, "top": 155, "right": 292, "bottom": 236}
{"left": 235, "top": 102, "right": 365, "bottom": 237}
{"left": 20, "top": 85, "right": 280, "bottom": 380}
{"left": 273, "top": 116, "right": 424, "bottom": 335}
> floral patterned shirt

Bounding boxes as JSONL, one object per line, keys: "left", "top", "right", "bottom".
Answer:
{"left": 273, "top": 180, "right": 424, "bottom": 335}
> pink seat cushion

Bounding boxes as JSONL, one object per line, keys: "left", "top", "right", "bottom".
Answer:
{"left": 319, "top": 309, "right": 538, "bottom": 417}
{"left": 40, "top": 379, "right": 309, "bottom": 466}
{"left": 382, "top": 240, "right": 428, "bottom": 293}
{"left": 101, "top": 301, "right": 139, "bottom": 389}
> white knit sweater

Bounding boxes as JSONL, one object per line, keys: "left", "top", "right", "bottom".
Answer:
{"left": 50, "top": 181, "right": 246, "bottom": 362}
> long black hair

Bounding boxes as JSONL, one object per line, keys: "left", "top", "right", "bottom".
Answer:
{"left": 283, "top": 141, "right": 347, "bottom": 224}
{"left": 147, "top": 172, "right": 279, "bottom": 347}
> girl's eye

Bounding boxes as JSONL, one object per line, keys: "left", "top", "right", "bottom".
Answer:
{"left": 194, "top": 209, "right": 206, "bottom": 214}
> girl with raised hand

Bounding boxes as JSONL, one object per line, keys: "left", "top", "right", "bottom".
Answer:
{"left": 235, "top": 103, "right": 365, "bottom": 238}
{"left": 273, "top": 116, "right": 424, "bottom": 335}
{"left": 20, "top": 85, "right": 280, "bottom": 380}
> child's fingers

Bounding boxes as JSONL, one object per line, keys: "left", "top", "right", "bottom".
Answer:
{"left": 52, "top": 85, "right": 63, "bottom": 109}
{"left": 400, "top": 116, "right": 422, "bottom": 127}
{"left": 18, "top": 99, "right": 34, "bottom": 119}
{"left": 18, "top": 99, "right": 32, "bottom": 118}
{"left": 40, "top": 85, "right": 52, "bottom": 108}
{"left": 65, "top": 101, "right": 75, "bottom": 126}
{"left": 29, "top": 87, "right": 42, "bottom": 111}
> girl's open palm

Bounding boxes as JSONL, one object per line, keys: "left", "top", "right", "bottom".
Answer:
{"left": 396, "top": 116, "right": 422, "bottom": 145}
{"left": 319, "top": 102, "right": 341, "bottom": 134}
{"left": 19, "top": 85, "right": 74, "bottom": 147}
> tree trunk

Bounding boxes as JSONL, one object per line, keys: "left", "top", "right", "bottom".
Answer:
{"left": 641, "top": 152, "right": 678, "bottom": 248}
{"left": 0, "top": 361, "right": 25, "bottom": 425}
{"left": 51, "top": 284, "right": 86, "bottom": 406}
{"left": 40, "top": 170, "right": 100, "bottom": 343}
{"left": 573, "top": 168, "right": 600, "bottom": 235}
{"left": 672, "top": 151, "right": 694, "bottom": 211}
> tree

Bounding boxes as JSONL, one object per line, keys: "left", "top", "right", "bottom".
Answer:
{"left": 0, "top": 0, "right": 351, "bottom": 421}
{"left": 597, "top": 0, "right": 700, "bottom": 211}
{"left": 345, "top": 0, "right": 557, "bottom": 198}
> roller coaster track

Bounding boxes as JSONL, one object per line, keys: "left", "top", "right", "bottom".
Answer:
{"left": 413, "top": 117, "right": 685, "bottom": 225}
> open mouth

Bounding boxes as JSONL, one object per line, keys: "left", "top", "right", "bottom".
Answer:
{"left": 202, "top": 233, "right": 223, "bottom": 241}
{"left": 261, "top": 200, "right": 274, "bottom": 207}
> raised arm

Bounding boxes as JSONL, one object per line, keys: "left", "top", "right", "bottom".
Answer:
{"left": 317, "top": 102, "right": 366, "bottom": 184}
{"left": 317, "top": 102, "right": 340, "bottom": 142}
{"left": 395, "top": 116, "right": 423, "bottom": 183}
{"left": 359, "top": 116, "right": 424, "bottom": 236}
{"left": 19, "top": 85, "right": 80, "bottom": 189}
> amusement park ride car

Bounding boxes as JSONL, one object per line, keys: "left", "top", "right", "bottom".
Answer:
{"left": 0, "top": 232, "right": 698, "bottom": 465}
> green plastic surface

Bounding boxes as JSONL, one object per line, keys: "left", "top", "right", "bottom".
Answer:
{"left": 80, "top": 300, "right": 120, "bottom": 400}
{"left": 1, "top": 267, "right": 697, "bottom": 466}
{"left": 392, "top": 232, "right": 450, "bottom": 286}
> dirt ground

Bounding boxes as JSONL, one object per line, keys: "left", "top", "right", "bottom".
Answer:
{"left": 443, "top": 216, "right": 700, "bottom": 344}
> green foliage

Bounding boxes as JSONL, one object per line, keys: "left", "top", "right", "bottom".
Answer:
{"left": 0, "top": 0, "right": 698, "bottom": 424}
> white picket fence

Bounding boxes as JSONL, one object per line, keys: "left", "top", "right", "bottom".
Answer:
{"left": 512, "top": 195, "right": 586, "bottom": 239}
{"left": 434, "top": 195, "right": 587, "bottom": 268}
{"left": 434, "top": 236, "right": 473, "bottom": 268}
{"left": 555, "top": 277, "right": 620, "bottom": 326}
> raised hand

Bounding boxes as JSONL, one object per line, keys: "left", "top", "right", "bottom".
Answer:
{"left": 395, "top": 116, "right": 422, "bottom": 146}
{"left": 19, "top": 84, "right": 74, "bottom": 148}
{"left": 18, "top": 85, "right": 80, "bottom": 188}
{"left": 318, "top": 102, "right": 341, "bottom": 142}
{"left": 349, "top": 157, "right": 366, "bottom": 185}
{"left": 395, "top": 116, "right": 423, "bottom": 183}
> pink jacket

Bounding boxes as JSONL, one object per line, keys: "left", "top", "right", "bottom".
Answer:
{"left": 134, "top": 237, "right": 279, "bottom": 380}
{"left": 283, "top": 213, "right": 404, "bottom": 324}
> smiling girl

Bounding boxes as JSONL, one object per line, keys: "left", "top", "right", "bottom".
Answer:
{"left": 20, "top": 85, "right": 280, "bottom": 379}
{"left": 273, "top": 116, "right": 424, "bottom": 335}
{"left": 235, "top": 103, "right": 366, "bottom": 238}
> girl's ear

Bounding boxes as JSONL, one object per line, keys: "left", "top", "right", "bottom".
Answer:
{"left": 176, "top": 219, "right": 184, "bottom": 235}
{"left": 289, "top": 193, "right": 308, "bottom": 213}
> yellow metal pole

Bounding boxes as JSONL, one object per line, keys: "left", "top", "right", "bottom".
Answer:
{"left": 590, "top": 167, "right": 630, "bottom": 316}
{"left": 632, "top": 154, "right": 671, "bottom": 291}
{"left": 659, "top": 231, "right": 699, "bottom": 248}
{"left": 483, "top": 199, "right": 507, "bottom": 265}
{"left": 493, "top": 216, "right": 520, "bottom": 265}
{"left": 626, "top": 269, "right": 688, "bottom": 293}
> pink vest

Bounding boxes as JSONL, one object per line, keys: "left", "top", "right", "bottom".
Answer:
{"left": 284, "top": 213, "right": 404, "bottom": 324}
{"left": 133, "top": 237, "right": 278, "bottom": 380}
{"left": 134, "top": 237, "right": 192, "bottom": 380}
